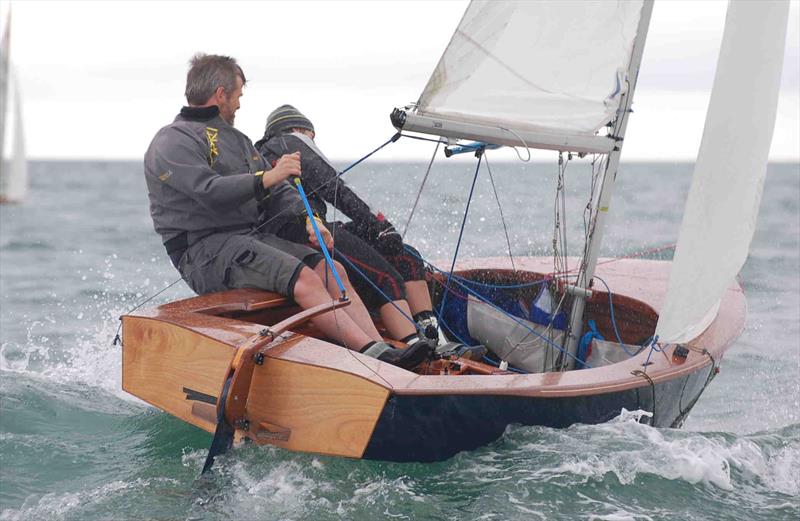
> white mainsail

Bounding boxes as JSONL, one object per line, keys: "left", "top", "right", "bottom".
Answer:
{"left": 416, "top": 0, "right": 644, "bottom": 137}
{"left": 0, "top": 4, "right": 27, "bottom": 204}
{"left": 655, "top": 0, "right": 789, "bottom": 344}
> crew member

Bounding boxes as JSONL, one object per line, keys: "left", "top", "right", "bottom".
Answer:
{"left": 143, "top": 54, "right": 432, "bottom": 369}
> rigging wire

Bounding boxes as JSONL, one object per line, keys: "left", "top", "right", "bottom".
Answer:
{"left": 329, "top": 161, "right": 396, "bottom": 391}
{"left": 576, "top": 153, "right": 606, "bottom": 284}
{"left": 437, "top": 151, "right": 483, "bottom": 317}
{"left": 551, "top": 152, "right": 571, "bottom": 368}
{"left": 402, "top": 140, "right": 440, "bottom": 238}
{"left": 483, "top": 153, "right": 516, "bottom": 272}
{"left": 400, "top": 134, "right": 448, "bottom": 146}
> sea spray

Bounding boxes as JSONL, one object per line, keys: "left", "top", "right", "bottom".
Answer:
{"left": 1, "top": 161, "right": 798, "bottom": 520}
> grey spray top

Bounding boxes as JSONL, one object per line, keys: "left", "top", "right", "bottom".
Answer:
{"left": 143, "top": 106, "right": 302, "bottom": 244}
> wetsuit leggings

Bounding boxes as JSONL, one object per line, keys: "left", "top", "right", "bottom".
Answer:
{"left": 338, "top": 222, "right": 427, "bottom": 283}
{"left": 277, "top": 220, "right": 411, "bottom": 311}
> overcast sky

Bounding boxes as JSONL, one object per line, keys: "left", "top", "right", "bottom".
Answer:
{"left": 5, "top": 0, "right": 799, "bottom": 161}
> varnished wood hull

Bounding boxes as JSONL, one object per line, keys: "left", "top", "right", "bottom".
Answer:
{"left": 121, "top": 258, "right": 745, "bottom": 462}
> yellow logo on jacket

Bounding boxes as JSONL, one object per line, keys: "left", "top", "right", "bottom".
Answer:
{"left": 205, "top": 127, "right": 219, "bottom": 167}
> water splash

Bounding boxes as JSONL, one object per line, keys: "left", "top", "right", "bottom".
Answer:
{"left": 0, "top": 253, "right": 189, "bottom": 407}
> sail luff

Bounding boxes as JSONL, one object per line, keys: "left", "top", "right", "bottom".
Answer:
{"left": 0, "top": 7, "right": 10, "bottom": 170}
{"left": 0, "top": 4, "right": 26, "bottom": 204}
{"left": 655, "top": 0, "right": 789, "bottom": 344}
{"left": 6, "top": 69, "right": 27, "bottom": 201}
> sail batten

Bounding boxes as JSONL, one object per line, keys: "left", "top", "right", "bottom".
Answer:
{"left": 655, "top": 0, "right": 789, "bottom": 344}
{"left": 415, "top": 0, "right": 645, "bottom": 137}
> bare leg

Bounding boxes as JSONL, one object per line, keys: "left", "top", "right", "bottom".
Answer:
{"left": 312, "top": 259, "right": 382, "bottom": 341}
{"left": 293, "top": 266, "right": 380, "bottom": 349}
{"left": 405, "top": 280, "right": 434, "bottom": 315}
{"left": 379, "top": 300, "right": 417, "bottom": 340}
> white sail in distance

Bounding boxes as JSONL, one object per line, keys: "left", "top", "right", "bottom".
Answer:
{"left": 0, "top": 4, "right": 27, "bottom": 204}
{"left": 655, "top": 0, "right": 790, "bottom": 344}
{"left": 416, "top": 0, "right": 644, "bottom": 137}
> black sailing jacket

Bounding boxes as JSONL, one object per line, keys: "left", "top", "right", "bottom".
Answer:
{"left": 256, "top": 132, "right": 382, "bottom": 234}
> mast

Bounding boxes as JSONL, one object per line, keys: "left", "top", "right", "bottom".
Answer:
{"left": 562, "top": 0, "right": 654, "bottom": 369}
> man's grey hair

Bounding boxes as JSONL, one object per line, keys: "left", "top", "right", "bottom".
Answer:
{"left": 184, "top": 53, "right": 247, "bottom": 105}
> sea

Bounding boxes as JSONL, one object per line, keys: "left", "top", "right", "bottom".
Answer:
{"left": 0, "top": 158, "right": 798, "bottom": 521}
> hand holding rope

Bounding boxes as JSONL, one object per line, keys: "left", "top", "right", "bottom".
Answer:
{"left": 292, "top": 176, "right": 347, "bottom": 301}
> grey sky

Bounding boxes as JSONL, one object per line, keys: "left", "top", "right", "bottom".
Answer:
{"left": 6, "top": 0, "right": 799, "bottom": 161}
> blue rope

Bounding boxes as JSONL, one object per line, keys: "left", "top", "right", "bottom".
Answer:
{"left": 335, "top": 253, "right": 419, "bottom": 331}
{"left": 404, "top": 246, "right": 590, "bottom": 368}
{"left": 444, "top": 273, "right": 551, "bottom": 291}
{"left": 439, "top": 153, "right": 483, "bottom": 317}
{"left": 643, "top": 335, "right": 662, "bottom": 367}
{"left": 594, "top": 275, "right": 658, "bottom": 358}
{"left": 593, "top": 275, "right": 640, "bottom": 357}
{"left": 293, "top": 178, "right": 347, "bottom": 298}
{"left": 338, "top": 133, "right": 401, "bottom": 177}
{"left": 287, "top": 133, "right": 402, "bottom": 300}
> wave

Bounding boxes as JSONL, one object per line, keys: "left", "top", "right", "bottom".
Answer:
{"left": 158, "top": 412, "right": 799, "bottom": 521}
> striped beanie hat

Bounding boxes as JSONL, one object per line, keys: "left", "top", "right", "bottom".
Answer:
{"left": 265, "top": 104, "right": 314, "bottom": 137}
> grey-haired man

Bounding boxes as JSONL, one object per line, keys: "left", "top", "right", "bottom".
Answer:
{"left": 143, "top": 53, "right": 432, "bottom": 369}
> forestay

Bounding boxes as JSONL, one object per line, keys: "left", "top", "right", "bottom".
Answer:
{"left": 655, "top": 0, "right": 789, "bottom": 344}
{"left": 416, "top": 0, "right": 644, "bottom": 137}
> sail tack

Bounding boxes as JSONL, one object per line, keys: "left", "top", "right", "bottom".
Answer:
{"left": 416, "top": 0, "right": 645, "bottom": 136}
{"left": 655, "top": 0, "right": 790, "bottom": 344}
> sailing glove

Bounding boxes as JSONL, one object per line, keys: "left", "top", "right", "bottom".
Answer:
{"left": 374, "top": 222, "right": 403, "bottom": 256}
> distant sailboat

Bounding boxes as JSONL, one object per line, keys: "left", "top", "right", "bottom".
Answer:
{"left": 0, "top": 5, "right": 27, "bottom": 204}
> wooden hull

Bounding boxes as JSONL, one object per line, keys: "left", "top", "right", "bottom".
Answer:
{"left": 121, "top": 258, "right": 745, "bottom": 462}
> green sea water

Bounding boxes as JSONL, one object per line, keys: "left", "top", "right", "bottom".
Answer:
{"left": 1, "top": 158, "right": 798, "bottom": 520}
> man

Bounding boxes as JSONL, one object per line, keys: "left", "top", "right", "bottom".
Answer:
{"left": 256, "top": 105, "right": 486, "bottom": 361}
{"left": 143, "top": 54, "right": 431, "bottom": 369}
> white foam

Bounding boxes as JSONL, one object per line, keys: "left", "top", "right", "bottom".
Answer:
{"left": 504, "top": 409, "right": 799, "bottom": 494}
{"left": 0, "top": 255, "right": 187, "bottom": 409}
{"left": 0, "top": 478, "right": 178, "bottom": 521}
{"left": 213, "top": 455, "right": 333, "bottom": 519}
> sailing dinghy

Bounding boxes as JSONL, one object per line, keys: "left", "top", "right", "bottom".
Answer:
{"left": 121, "top": 0, "right": 789, "bottom": 464}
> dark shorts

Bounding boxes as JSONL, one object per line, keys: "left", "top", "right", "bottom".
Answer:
{"left": 179, "top": 230, "right": 324, "bottom": 299}
{"left": 278, "top": 220, "right": 407, "bottom": 310}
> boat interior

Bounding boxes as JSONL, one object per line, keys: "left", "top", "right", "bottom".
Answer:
{"left": 154, "top": 267, "right": 659, "bottom": 377}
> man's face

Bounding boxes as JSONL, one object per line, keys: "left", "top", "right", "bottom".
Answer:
{"left": 296, "top": 128, "right": 316, "bottom": 140}
{"left": 217, "top": 76, "right": 244, "bottom": 125}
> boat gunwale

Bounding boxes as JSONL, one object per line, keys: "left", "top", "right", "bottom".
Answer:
{"left": 121, "top": 257, "right": 745, "bottom": 399}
